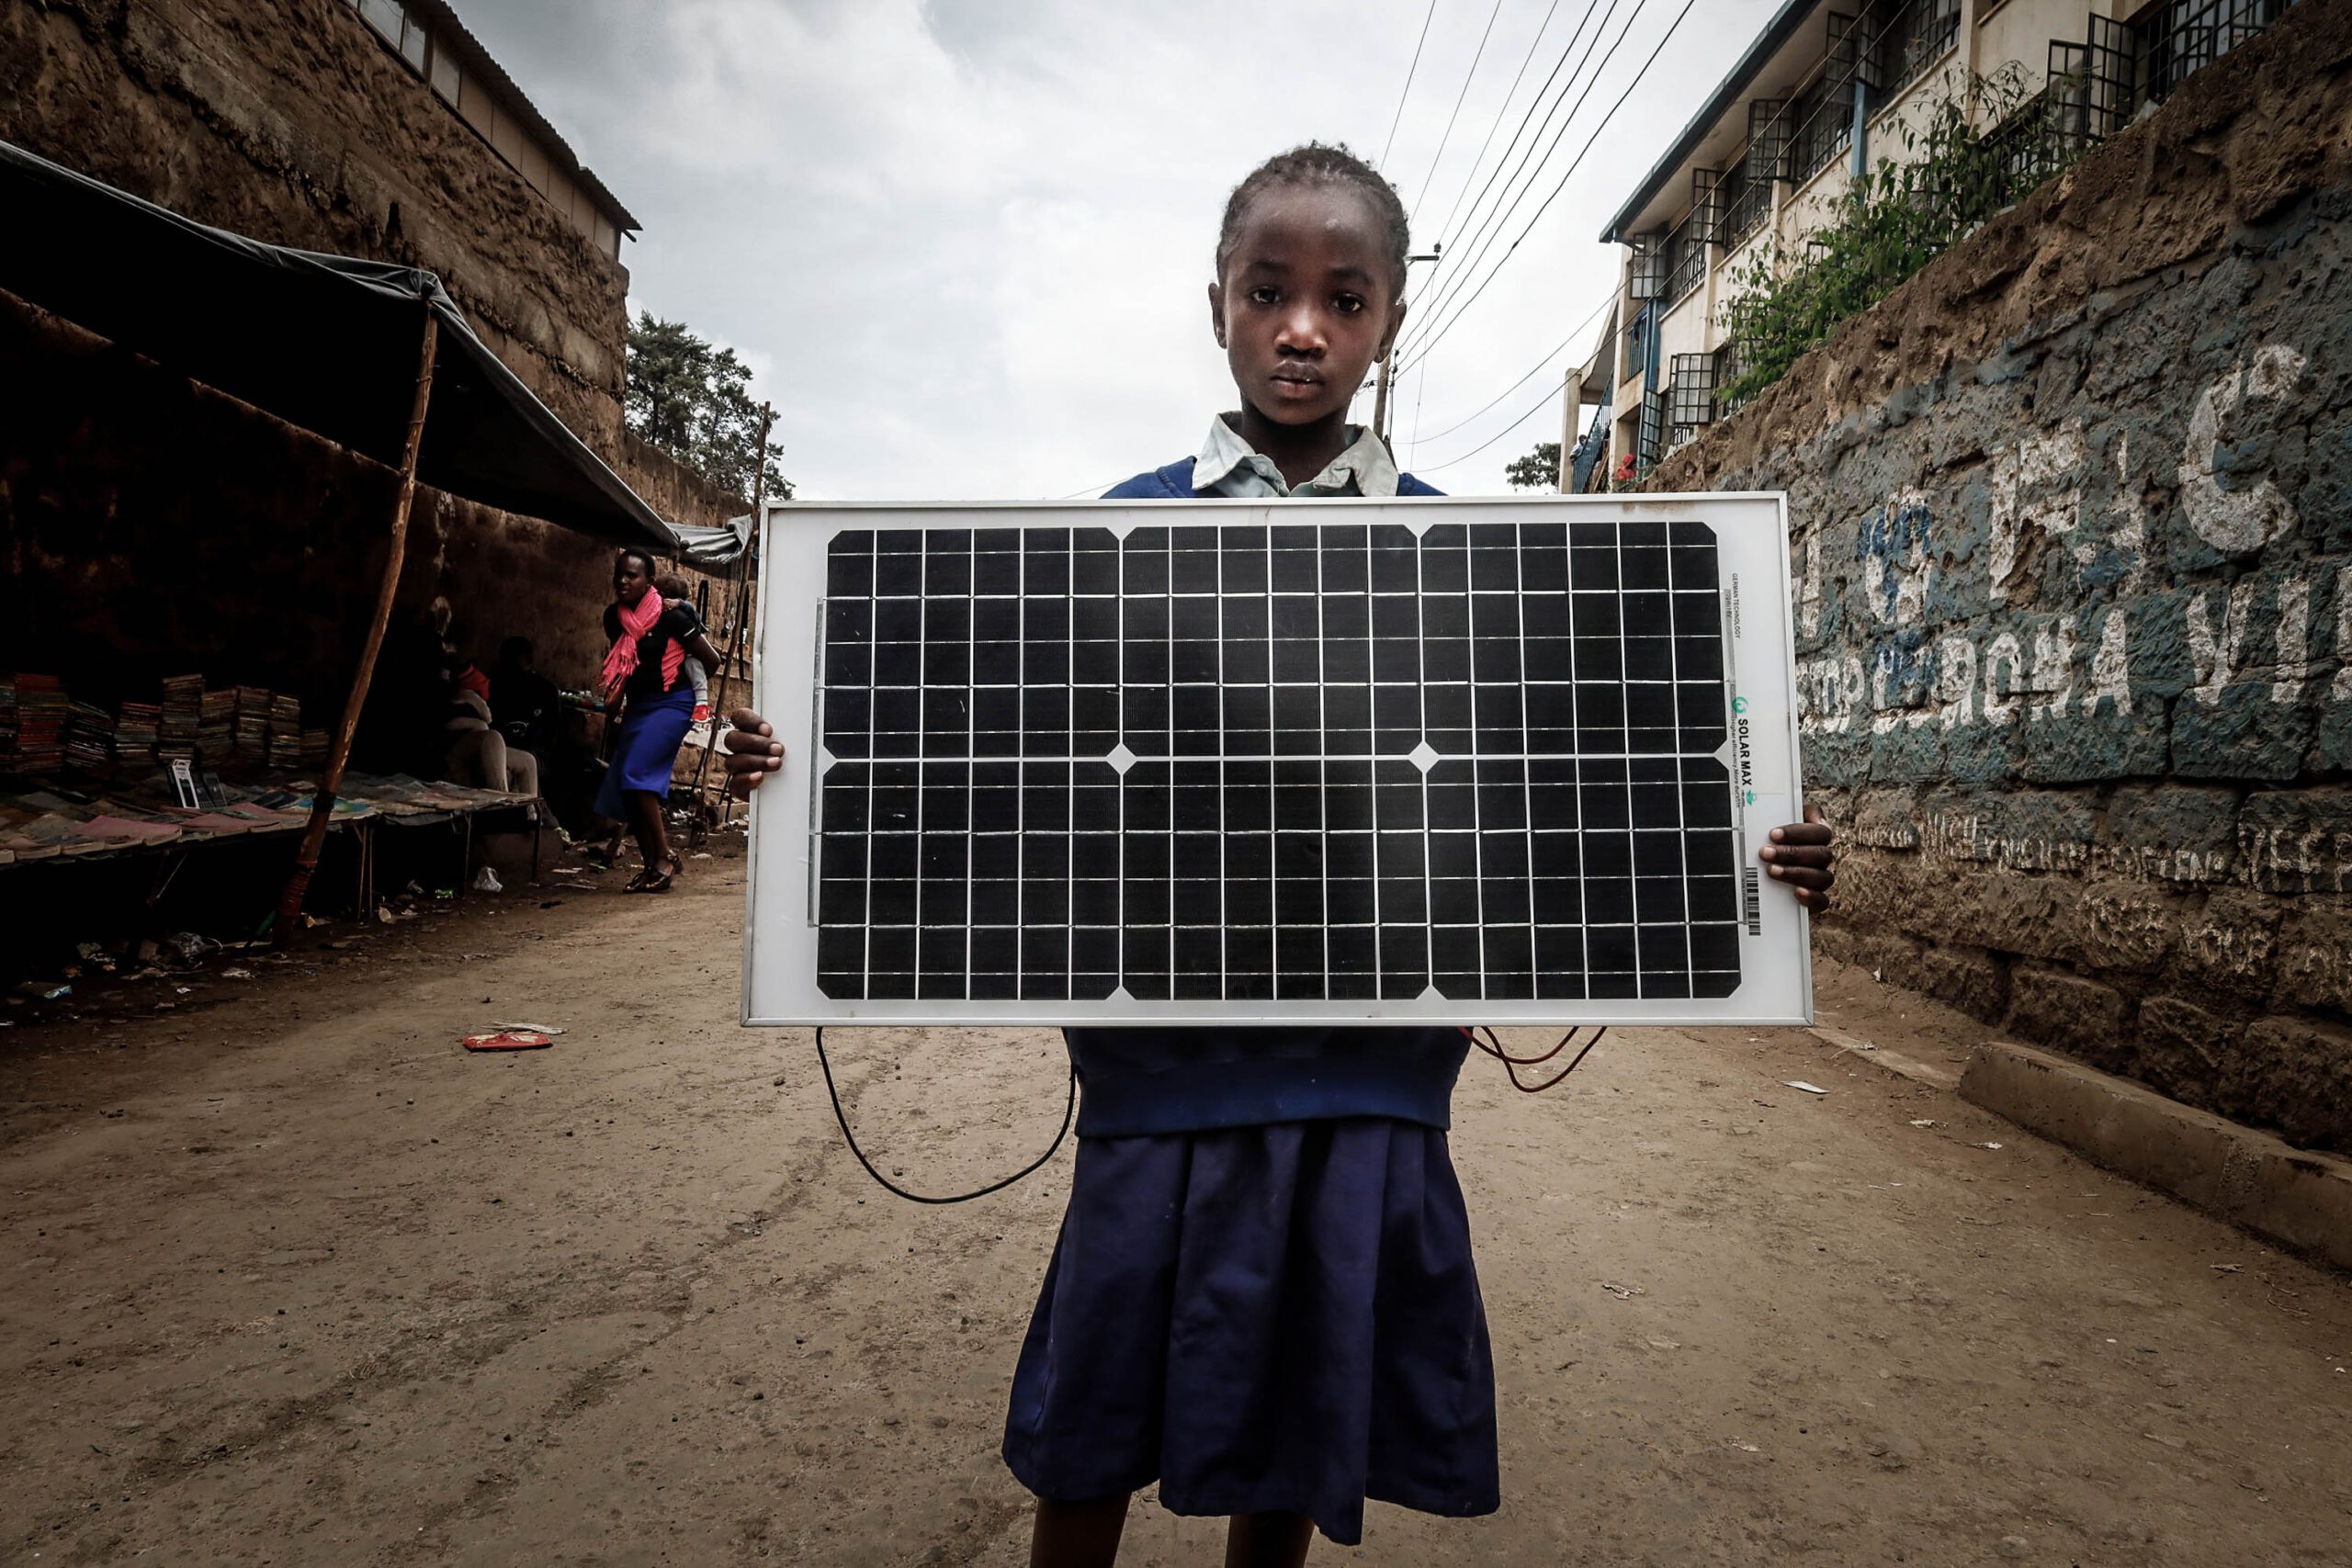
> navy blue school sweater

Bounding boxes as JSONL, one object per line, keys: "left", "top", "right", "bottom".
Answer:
{"left": 1065, "top": 456, "right": 1471, "bottom": 1137}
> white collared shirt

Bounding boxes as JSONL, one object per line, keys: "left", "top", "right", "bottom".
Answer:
{"left": 1192, "top": 413, "right": 1401, "bottom": 499}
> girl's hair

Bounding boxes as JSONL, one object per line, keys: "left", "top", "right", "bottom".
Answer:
{"left": 1216, "top": 142, "right": 1411, "bottom": 297}
{"left": 615, "top": 546, "right": 660, "bottom": 578}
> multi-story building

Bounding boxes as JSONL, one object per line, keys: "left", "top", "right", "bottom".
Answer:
{"left": 1570, "top": 0, "right": 2301, "bottom": 486}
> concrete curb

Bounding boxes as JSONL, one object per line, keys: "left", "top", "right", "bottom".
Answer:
{"left": 1807, "top": 1025, "right": 1962, "bottom": 1091}
{"left": 1960, "top": 1040, "right": 2352, "bottom": 1271}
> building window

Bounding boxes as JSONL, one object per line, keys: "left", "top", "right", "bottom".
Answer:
{"left": 1782, "top": 73, "right": 1853, "bottom": 185}
{"left": 1620, "top": 305, "right": 1653, "bottom": 389}
{"left": 356, "top": 0, "right": 403, "bottom": 46}
{"left": 428, "top": 42, "right": 460, "bottom": 102}
{"left": 2132, "top": 0, "right": 2295, "bottom": 101}
{"left": 1662, "top": 214, "right": 1705, "bottom": 307}
{"left": 1869, "top": 0, "right": 1961, "bottom": 100}
{"left": 1667, "top": 354, "right": 1717, "bottom": 451}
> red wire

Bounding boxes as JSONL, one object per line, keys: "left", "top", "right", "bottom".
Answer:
{"left": 1460, "top": 1025, "right": 1607, "bottom": 1092}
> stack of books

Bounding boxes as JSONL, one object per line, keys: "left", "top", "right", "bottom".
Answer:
{"left": 62, "top": 700, "right": 114, "bottom": 773}
{"left": 267, "top": 693, "right": 303, "bottom": 768}
{"left": 300, "top": 728, "right": 330, "bottom": 768}
{"left": 0, "top": 676, "right": 16, "bottom": 771}
{"left": 14, "top": 675, "right": 66, "bottom": 773}
{"left": 198, "top": 687, "right": 235, "bottom": 762}
{"left": 160, "top": 674, "right": 204, "bottom": 761}
{"left": 117, "top": 700, "right": 162, "bottom": 766}
{"left": 232, "top": 686, "right": 271, "bottom": 766}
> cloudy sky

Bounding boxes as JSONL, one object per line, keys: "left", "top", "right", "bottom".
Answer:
{"left": 459, "top": 0, "right": 1782, "bottom": 499}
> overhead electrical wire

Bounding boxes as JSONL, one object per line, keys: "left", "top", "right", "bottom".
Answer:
{"left": 1410, "top": 377, "right": 1569, "bottom": 474}
{"left": 1406, "top": 290, "right": 1614, "bottom": 448}
{"left": 1396, "top": 0, "right": 1656, "bottom": 369}
{"left": 1379, "top": 0, "right": 1444, "bottom": 169}
{"left": 1425, "top": 0, "right": 1574, "bottom": 248}
{"left": 1408, "top": 0, "right": 1511, "bottom": 220}
{"left": 1413, "top": 0, "right": 1620, "bottom": 325}
{"left": 1396, "top": 0, "right": 1700, "bottom": 376}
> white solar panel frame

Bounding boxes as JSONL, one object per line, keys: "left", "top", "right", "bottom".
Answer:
{"left": 742, "top": 493, "right": 1810, "bottom": 1027}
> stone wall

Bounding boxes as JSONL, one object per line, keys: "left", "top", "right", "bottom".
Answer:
{"left": 1649, "top": 0, "right": 2352, "bottom": 1146}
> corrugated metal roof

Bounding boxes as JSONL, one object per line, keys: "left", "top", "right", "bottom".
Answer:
{"left": 1600, "top": 0, "right": 1823, "bottom": 243}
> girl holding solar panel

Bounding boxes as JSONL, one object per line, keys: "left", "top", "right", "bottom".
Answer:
{"left": 725, "top": 143, "right": 1835, "bottom": 1567}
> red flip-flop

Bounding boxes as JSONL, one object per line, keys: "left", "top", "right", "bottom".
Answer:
{"left": 461, "top": 1030, "right": 554, "bottom": 1052}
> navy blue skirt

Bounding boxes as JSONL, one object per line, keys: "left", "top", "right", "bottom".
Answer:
{"left": 593, "top": 687, "right": 695, "bottom": 816}
{"left": 1002, "top": 1117, "right": 1498, "bottom": 1546}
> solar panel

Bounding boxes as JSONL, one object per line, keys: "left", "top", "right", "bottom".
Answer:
{"left": 744, "top": 496, "right": 1809, "bottom": 1027}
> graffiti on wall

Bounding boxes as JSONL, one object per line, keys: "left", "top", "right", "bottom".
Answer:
{"left": 1792, "top": 343, "right": 2344, "bottom": 753}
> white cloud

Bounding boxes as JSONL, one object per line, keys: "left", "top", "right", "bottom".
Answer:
{"left": 463, "top": 0, "right": 1782, "bottom": 498}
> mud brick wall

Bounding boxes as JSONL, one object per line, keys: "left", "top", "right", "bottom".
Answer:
{"left": 0, "top": 0, "right": 629, "bottom": 457}
{"left": 1649, "top": 0, "right": 2352, "bottom": 1147}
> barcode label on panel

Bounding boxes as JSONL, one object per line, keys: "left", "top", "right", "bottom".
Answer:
{"left": 1743, "top": 867, "right": 1762, "bottom": 936}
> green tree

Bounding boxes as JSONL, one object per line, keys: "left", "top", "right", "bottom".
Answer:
{"left": 624, "top": 311, "right": 793, "bottom": 501}
{"left": 1505, "top": 441, "right": 1560, "bottom": 491}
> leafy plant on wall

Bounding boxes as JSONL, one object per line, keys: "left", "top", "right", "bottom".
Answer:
{"left": 1714, "top": 64, "right": 2086, "bottom": 411}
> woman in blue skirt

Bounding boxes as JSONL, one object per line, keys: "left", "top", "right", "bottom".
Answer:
{"left": 724, "top": 144, "right": 1838, "bottom": 1564}
{"left": 592, "top": 545, "right": 723, "bottom": 893}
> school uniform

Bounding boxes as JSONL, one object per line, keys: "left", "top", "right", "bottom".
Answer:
{"left": 1001, "top": 417, "right": 1499, "bottom": 1546}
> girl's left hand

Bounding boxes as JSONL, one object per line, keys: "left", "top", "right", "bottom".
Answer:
{"left": 1758, "top": 805, "right": 1836, "bottom": 912}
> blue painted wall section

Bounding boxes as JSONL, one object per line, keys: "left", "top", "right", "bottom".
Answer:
{"left": 1645, "top": 1, "right": 2352, "bottom": 1149}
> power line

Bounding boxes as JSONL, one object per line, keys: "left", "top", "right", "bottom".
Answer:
{"left": 1398, "top": 0, "right": 1650, "bottom": 367}
{"left": 1426, "top": 0, "right": 1574, "bottom": 246}
{"left": 1400, "top": 0, "right": 1630, "bottom": 357}
{"left": 1408, "top": 291, "right": 1613, "bottom": 447}
{"left": 1397, "top": 0, "right": 1699, "bottom": 375}
{"left": 1379, "top": 0, "right": 1443, "bottom": 169}
{"left": 1412, "top": 378, "right": 1564, "bottom": 474}
{"left": 1408, "top": 0, "right": 1510, "bottom": 220}
{"left": 1416, "top": 0, "right": 1616, "bottom": 313}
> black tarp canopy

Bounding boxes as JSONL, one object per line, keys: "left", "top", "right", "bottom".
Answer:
{"left": 0, "top": 137, "right": 675, "bottom": 548}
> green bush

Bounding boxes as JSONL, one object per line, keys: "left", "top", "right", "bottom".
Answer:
{"left": 1715, "top": 64, "right": 2084, "bottom": 410}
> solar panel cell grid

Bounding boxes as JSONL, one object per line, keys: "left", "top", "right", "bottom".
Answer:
{"left": 810, "top": 518, "right": 1743, "bottom": 1006}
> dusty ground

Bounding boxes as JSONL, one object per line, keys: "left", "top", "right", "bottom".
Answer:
{"left": 2, "top": 847, "right": 2348, "bottom": 1567}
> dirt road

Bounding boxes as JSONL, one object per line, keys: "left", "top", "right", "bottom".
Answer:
{"left": 3, "top": 849, "right": 2347, "bottom": 1566}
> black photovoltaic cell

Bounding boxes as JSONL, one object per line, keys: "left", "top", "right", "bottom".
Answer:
{"left": 813, "top": 520, "right": 1741, "bottom": 1003}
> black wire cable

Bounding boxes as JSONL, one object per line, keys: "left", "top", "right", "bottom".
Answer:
{"left": 1396, "top": 0, "right": 1700, "bottom": 376}
{"left": 1402, "top": 0, "right": 1626, "bottom": 353}
{"left": 1378, "top": 0, "right": 1444, "bottom": 170}
{"left": 1426, "top": 0, "right": 1573, "bottom": 246}
{"left": 1464, "top": 1025, "right": 1609, "bottom": 1092}
{"left": 812, "top": 1026, "right": 1076, "bottom": 1203}
{"left": 1409, "top": 377, "right": 1566, "bottom": 474}
{"left": 1405, "top": 291, "right": 1613, "bottom": 449}
{"left": 1408, "top": 0, "right": 1511, "bottom": 220}
{"left": 1397, "top": 0, "right": 1666, "bottom": 373}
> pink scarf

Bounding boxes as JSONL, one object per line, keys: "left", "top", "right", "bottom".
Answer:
{"left": 603, "top": 590, "right": 686, "bottom": 698}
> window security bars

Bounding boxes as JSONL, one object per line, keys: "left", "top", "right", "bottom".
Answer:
{"left": 1691, "top": 167, "right": 1726, "bottom": 246}
{"left": 1782, "top": 73, "right": 1855, "bottom": 186}
{"left": 1745, "top": 99, "right": 1790, "bottom": 188}
{"left": 1636, "top": 389, "right": 1666, "bottom": 473}
{"left": 1722, "top": 158, "right": 1771, "bottom": 250}
{"left": 1667, "top": 354, "right": 1718, "bottom": 451}
{"left": 1712, "top": 336, "right": 1754, "bottom": 417}
{"left": 1869, "top": 0, "right": 1961, "bottom": 103}
{"left": 2132, "top": 0, "right": 2292, "bottom": 104}
{"left": 1629, "top": 236, "right": 1668, "bottom": 301}
{"left": 1661, "top": 214, "right": 1706, "bottom": 307}
{"left": 1620, "top": 305, "right": 1653, "bottom": 389}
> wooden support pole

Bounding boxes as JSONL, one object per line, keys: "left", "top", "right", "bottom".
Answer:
{"left": 690, "top": 400, "right": 774, "bottom": 840}
{"left": 274, "top": 308, "right": 439, "bottom": 934}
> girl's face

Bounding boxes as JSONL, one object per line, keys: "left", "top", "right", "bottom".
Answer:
{"left": 614, "top": 553, "right": 652, "bottom": 606}
{"left": 1209, "top": 184, "right": 1404, "bottom": 429}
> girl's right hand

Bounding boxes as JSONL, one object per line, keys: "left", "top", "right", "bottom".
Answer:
{"left": 722, "top": 709, "right": 785, "bottom": 798}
